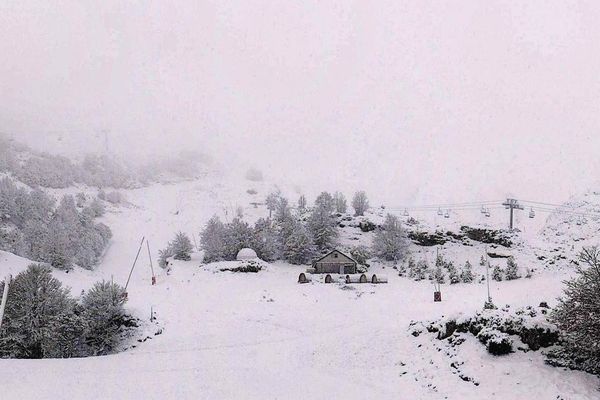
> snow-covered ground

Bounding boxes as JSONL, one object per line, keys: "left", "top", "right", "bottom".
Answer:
{"left": 1, "top": 174, "right": 599, "bottom": 399}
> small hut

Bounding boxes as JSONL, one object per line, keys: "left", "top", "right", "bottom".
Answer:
{"left": 298, "top": 272, "right": 312, "bottom": 284}
{"left": 312, "top": 250, "right": 357, "bottom": 274}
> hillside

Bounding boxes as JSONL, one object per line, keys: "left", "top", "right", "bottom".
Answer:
{"left": 1, "top": 161, "right": 599, "bottom": 399}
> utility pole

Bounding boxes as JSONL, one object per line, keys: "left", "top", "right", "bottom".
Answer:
{"left": 0, "top": 275, "right": 11, "bottom": 330}
{"left": 485, "top": 247, "right": 491, "bottom": 303}
{"left": 502, "top": 198, "right": 524, "bottom": 230}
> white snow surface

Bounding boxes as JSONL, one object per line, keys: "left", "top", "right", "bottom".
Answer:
{"left": 0, "top": 174, "right": 599, "bottom": 399}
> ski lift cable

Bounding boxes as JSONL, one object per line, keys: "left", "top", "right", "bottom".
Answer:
{"left": 387, "top": 200, "right": 504, "bottom": 210}
{"left": 530, "top": 207, "right": 600, "bottom": 218}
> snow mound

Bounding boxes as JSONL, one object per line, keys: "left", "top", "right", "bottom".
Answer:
{"left": 236, "top": 248, "right": 258, "bottom": 261}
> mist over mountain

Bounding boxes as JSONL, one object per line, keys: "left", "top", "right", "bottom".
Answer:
{"left": 3, "top": 1, "right": 600, "bottom": 205}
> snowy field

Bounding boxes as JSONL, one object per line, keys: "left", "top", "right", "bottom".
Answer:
{"left": 1, "top": 179, "right": 599, "bottom": 399}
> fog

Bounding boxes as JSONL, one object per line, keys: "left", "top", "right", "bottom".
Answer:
{"left": 2, "top": 1, "right": 600, "bottom": 205}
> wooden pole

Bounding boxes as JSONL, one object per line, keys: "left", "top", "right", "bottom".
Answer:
{"left": 146, "top": 239, "right": 156, "bottom": 285}
{"left": 125, "top": 237, "right": 145, "bottom": 292}
{"left": 0, "top": 275, "right": 11, "bottom": 330}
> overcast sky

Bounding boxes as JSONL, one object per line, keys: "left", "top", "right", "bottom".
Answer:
{"left": 1, "top": 1, "right": 600, "bottom": 205}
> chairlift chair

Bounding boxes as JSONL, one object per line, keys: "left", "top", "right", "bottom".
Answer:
{"left": 529, "top": 208, "right": 535, "bottom": 219}
{"left": 480, "top": 205, "right": 486, "bottom": 214}
{"left": 437, "top": 208, "right": 443, "bottom": 216}
{"left": 444, "top": 210, "right": 450, "bottom": 218}
{"left": 485, "top": 209, "right": 491, "bottom": 217}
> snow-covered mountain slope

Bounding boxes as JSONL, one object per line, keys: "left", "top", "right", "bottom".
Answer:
{"left": 1, "top": 169, "right": 600, "bottom": 399}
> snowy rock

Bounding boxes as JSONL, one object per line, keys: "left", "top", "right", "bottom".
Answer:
{"left": 236, "top": 248, "right": 258, "bottom": 261}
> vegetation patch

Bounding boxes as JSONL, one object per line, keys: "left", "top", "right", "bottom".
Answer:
{"left": 219, "top": 260, "right": 263, "bottom": 273}
{"left": 411, "top": 304, "right": 559, "bottom": 357}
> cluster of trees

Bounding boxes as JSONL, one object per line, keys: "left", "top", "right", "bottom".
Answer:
{"left": 0, "top": 265, "right": 132, "bottom": 358}
{"left": 490, "top": 257, "right": 529, "bottom": 281}
{"left": 404, "top": 254, "right": 475, "bottom": 284}
{"left": 195, "top": 190, "right": 411, "bottom": 267}
{"left": 0, "top": 177, "right": 111, "bottom": 269}
{"left": 0, "top": 135, "right": 210, "bottom": 190}
{"left": 200, "top": 192, "right": 338, "bottom": 265}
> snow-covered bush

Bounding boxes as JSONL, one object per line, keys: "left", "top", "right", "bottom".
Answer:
{"left": 372, "top": 214, "right": 409, "bottom": 262}
{"left": 477, "top": 328, "right": 513, "bottom": 355}
{"left": 410, "top": 259, "right": 429, "bottom": 281}
{"left": 158, "top": 247, "right": 174, "bottom": 269}
{"left": 549, "top": 247, "right": 600, "bottom": 376}
{"left": 492, "top": 265, "right": 504, "bottom": 281}
{"left": 420, "top": 305, "right": 559, "bottom": 357}
{"left": 86, "top": 198, "right": 106, "bottom": 218}
{"left": 105, "top": 191, "right": 123, "bottom": 205}
{"left": 82, "top": 280, "right": 128, "bottom": 356}
{"left": 349, "top": 245, "right": 371, "bottom": 266}
{"left": 351, "top": 191, "right": 369, "bottom": 216}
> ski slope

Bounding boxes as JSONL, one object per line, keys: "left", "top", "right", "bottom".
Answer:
{"left": 0, "top": 175, "right": 599, "bottom": 399}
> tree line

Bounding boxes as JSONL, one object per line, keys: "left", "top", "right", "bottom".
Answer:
{"left": 161, "top": 190, "right": 410, "bottom": 267}
{"left": 0, "top": 177, "right": 111, "bottom": 269}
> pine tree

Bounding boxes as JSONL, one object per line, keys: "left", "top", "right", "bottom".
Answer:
{"left": 253, "top": 218, "right": 280, "bottom": 262}
{"left": 447, "top": 261, "right": 460, "bottom": 284}
{"left": 283, "top": 221, "right": 317, "bottom": 265}
{"left": 223, "top": 218, "right": 254, "bottom": 260}
{"left": 492, "top": 265, "right": 504, "bottom": 281}
{"left": 480, "top": 255, "right": 487, "bottom": 266}
{"left": 460, "top": 261, "right": 474, "bottom": 283}
{"left": 414, "top": 260, "right": 429, "bottom": 281}
{"left": 430, "top": 263, "right": 446, "bottom": 284}
{"left": 505, "top": 256, "right": 520, "bottom": 280}
{"left": 0, "top": 264, "right": 75, "bottom": 358}
{"left": 172, "top": 232, "right": 194, "bottom": 261}
{"left": 200, "top": 215, "right": 227, "bottom": 263}
{"left": 351, "top": 191, "right": 369, "bottom": 216}
{"left": 265, "top": 191, "right": 282, "bottom": 218}
{"left": 373, "top": 214, "right": 409, "bottom": 262}
{"left": 82, "top": 280, "right": 127, "bottom": 356}
{"left": 308, "top": 193, "right": 338, "bottom": 252}
{"left": 550, "top": 247, "right": 600, "bottom": 375}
